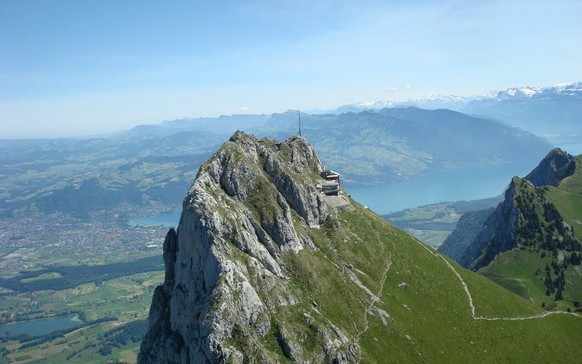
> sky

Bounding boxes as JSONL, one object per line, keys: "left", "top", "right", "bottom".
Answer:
{"left": 1, "top": 0, "right": 581, "bottom": 138}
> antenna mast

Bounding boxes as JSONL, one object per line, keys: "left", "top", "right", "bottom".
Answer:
{"left": 298, "top": 109, "right": 302, "bottom": 137}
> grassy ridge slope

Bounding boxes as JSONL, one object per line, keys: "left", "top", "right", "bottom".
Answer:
{"left": 548, "top": 155, "right": 582, "bottom": 240}
{"left": 277, "top": 199, "right": 582, "bottom": 363}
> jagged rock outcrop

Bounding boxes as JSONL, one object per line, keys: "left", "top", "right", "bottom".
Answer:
{"left": 459, "top": 178, "right": 523, "bottom": 270}
{"left": 138, "top": 132, "right": 357, "bottom": 363}
{"left": 525, "top": 148, "right": 576, "bottom": 187}
{"left": 457, "top": 148, "right": 580, "bottom": 271}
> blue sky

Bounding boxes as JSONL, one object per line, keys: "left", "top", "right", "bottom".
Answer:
{"left": 1, "top": 0, "right": 581, "bottom": 138}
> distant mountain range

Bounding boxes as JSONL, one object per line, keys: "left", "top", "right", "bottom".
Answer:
{"left": 3, "top": 81, "right": 578, "bottom": 221}
{"left": 308, "top": 95, "right": 471, "bottom": 114}
{"left": 323, "top": 82, "right": 582, "bottom": 143}
{"left": 0, "top": 108, "right": 550, "bottom": 219}
{"left": 125, "top": 107, "right": 551, "bottom": 184}
{"left": 463, "top": 83, "right": 582, "bottom": 140}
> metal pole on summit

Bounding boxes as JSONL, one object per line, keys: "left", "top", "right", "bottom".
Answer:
{"left": 298, "top": 109, "right": 302, "bottom": 137}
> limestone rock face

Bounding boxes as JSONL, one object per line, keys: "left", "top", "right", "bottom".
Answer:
{"left": 138, "top": 133, "right": 356, "bottom": 363}
{"left": 460, "top": 178, "right": 521, "bottom": 270}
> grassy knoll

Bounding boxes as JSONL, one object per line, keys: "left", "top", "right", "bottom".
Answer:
{"left": 559, "top": 155, "right": 582, "bottom": 193}
{"left": 547, "top": 187, "right": 582, "bottom": 240}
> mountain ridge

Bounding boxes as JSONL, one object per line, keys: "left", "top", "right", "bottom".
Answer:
{"left": 317, "top": 82, "right": 582, "bottom": 142}
{"left": 1, "top": 107, "right": 550, "bottom": 219}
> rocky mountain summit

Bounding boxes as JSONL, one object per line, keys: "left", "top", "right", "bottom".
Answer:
{"left": 138, "top": 132, "right": 356, "bottom": 363}
{"left": 139, "top": 135, "right": 582, "bottom": 363}
{"left": 524, "top": 148, "right": 576, "bottom": 187}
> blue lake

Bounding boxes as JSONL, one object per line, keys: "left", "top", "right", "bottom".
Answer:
{"left": 345, "top": 163, "right": 532, "bottom": 214}
{"left": 0, "top": 314, "right": 83, "bottom": 338}
{"left": 130, "top": 163, "right": 534, "bottom": 221}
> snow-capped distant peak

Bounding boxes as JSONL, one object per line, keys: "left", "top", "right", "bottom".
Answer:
{"left": 322, "top": 82, "right": 581, "bottom": 115}
{"left": 555, "top": 82, "right": 582, "bottom": 93}
{"left": 518, "top": 87, "right": 540, "bottom": 96}
{"left": 357, "top": 100, "right": 394, "bottom": 108}
{"left": 420, "top": 94, "right": 470, "bottom": 102}
{"left": 556, "top": 82, "right": 573, "bottom": 88}
{"left": 497, "top": 86, "right": 541, "bottom": 98}
{"left": 487, "top": 83, "right": 582, "bottom": 100}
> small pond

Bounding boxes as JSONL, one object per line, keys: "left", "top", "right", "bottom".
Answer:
{"left": 0, "top": 314, "right": 83, "bottom": 338}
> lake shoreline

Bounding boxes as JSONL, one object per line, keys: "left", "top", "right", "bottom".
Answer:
{"left": 0, "top": 313, "right": 83, "bottom": 339}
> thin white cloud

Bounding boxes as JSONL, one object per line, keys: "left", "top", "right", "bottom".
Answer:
{"left": 233, "top": 106, "right": 250, "bottom": 113}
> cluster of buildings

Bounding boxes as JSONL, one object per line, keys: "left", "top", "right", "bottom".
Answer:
{"left": 320, "top": 170, "right": 341, "bottom": 196}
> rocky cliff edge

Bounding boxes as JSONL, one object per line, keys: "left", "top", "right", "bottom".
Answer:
{"left": 138, "top": 132, "right": 357, "bottom": 363}
{"left": 525, "top": 148, "right": 576, "bottom": 187}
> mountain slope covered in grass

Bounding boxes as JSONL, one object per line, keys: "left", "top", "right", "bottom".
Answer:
{"left": 139, "top": 134, "right": 581, "bottom": 363}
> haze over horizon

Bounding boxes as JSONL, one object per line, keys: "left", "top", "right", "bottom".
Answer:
{"left": 1, "top": 0, "right": 581, "bottom": 139}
